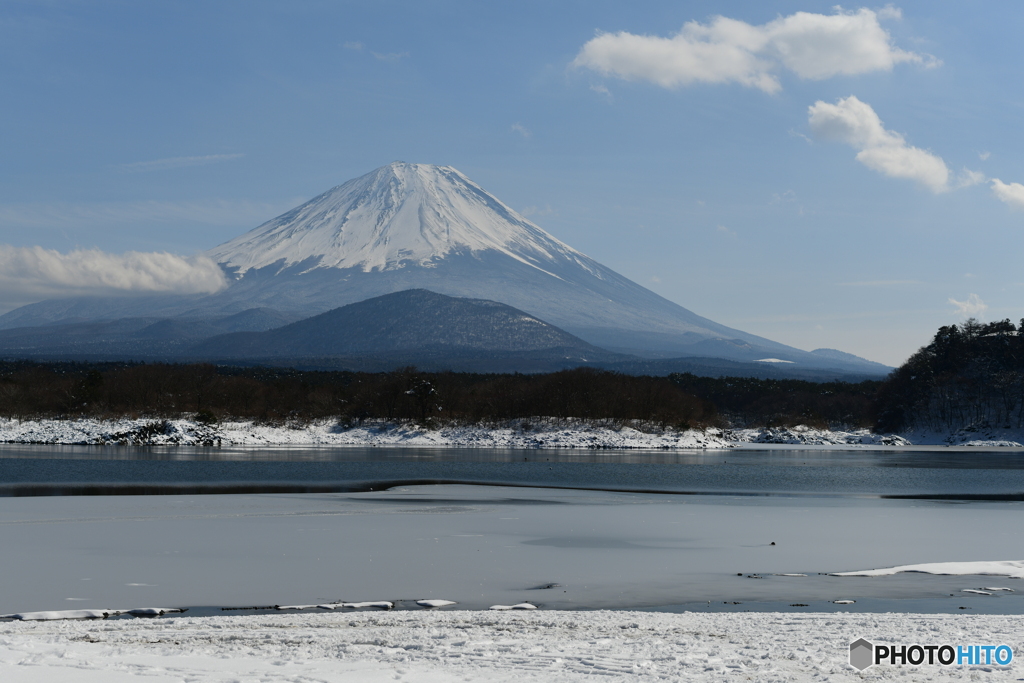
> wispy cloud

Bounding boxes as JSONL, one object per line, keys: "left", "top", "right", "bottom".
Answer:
{"left": 589, "top": 84, "right": 612, "bottom": 100}
{"left": 956, "top": 168, "right": 986, "bottom": 188}
{"left": 511, "top": 122, "right": 531, "bottom": 139}
{"left": 372, "top": 51, "right": 408, "bottom": 63}
{"left": 0, "top": 199, "right": 287, "bottom": 229}
{"left": 949, "top": 293, "right": 987, "bottom": 318}
{"left": 0, "top": 245, "right": 227, "bottom": 310}
{"left": 946, "top": 294, "right": 987, "bottom": 319}
{"left": 573, "top": 7, "right": 934, "bottom": 94}
{"left": 991, "top": 178, "right": 1024, "bottom": 209}
{"left": 121, "top": 153, "right": 244, "bottom": 173}
{"left": 770, "top": 190, "right": 796, "bottom": 205}
{"left": 343, "top": 41, "right": 363, "bottom": 50}
{"left": 520, "top": 203, "right": 554, "bottom": 217}
{"left": 838, "top": 279, "right": 920, "bottom": 286}
{"left": 979, "top": 151, "right": 991, "bottom": 161}
{"left": 808, "top": 96, "right": 951, "bottom": 192}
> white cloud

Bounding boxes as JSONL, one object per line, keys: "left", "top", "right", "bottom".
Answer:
{"left": 511, "top": 123, "right": 531, "bottom": 138}
{"left": 0, "top": 245, "right": 227, "bottom": 309}
{"left": 979, "top": 151, "right": 991, "bottom": 161}
{"left": 572, "top": 7, "right": 930, "bottom": 94}
{"left": 121, "top": 154, "right": 243, "bottom": 173}
{"left": 343, "top": 41, "right": 363, "bottom": 50}
{"left": 949, "top": 293, "right": 987, "bottom": 318}
{"left": 991, "top": 179, "right": 1024, "bottom": 209}
{"left": 808, "top": 95, "right": 949, "bottom": 192}
{"left": 589, "top": 84, "right": 612, "bottom": 99}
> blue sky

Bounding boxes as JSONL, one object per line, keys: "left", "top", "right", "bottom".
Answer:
{"left": 1, "top": 1, "right": 1022, "bottom": 366}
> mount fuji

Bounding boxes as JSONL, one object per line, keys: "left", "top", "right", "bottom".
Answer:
{"left": 0, "top": 162, "right": 887, "bottom": 375}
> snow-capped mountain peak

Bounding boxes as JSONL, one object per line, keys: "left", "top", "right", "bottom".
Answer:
{"left": 208, "top": 162, "right": 594, "bottom": 276}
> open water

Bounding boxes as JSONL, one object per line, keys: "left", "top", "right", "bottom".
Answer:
{"left": 2, "top": 444, "right": 1024, "bottom": 499}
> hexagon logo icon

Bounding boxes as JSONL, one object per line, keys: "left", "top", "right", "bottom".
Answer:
{"left": 849, "top": 638, "right": 874, "bottom": 670}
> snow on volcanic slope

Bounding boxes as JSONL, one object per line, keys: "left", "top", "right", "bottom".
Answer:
{"left": 0, "top": 161, "right": 884, "bottom": 371}
{"left": 209, "top": 162, "right": 600, "bottom": 279}
{"left": 201, "top": 161, "right": 819, "bottom": 360}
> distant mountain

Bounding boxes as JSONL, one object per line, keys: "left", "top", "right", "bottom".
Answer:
{"left": 0, "top": 308, "right": 302, "bottom": 358}
{"left": 191, "top": 289, "right": 621, "bottom": 362}
{"left": 808, "top": 348, "right": 890, "bottom": 374}
{"left": 0, "top": 162, "right": 890, "bottom": 376}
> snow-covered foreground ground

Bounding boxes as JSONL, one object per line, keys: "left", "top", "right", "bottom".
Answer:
{"left": 4, "top": 416, "right": 1015, "bottom": 448}
{"left": 2, "top": 610, "right": 1022, "bottom": 682}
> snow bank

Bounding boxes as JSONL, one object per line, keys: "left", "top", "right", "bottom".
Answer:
{"left": 831, "top": 560, "right": 1024, "bottom": 579}
{"left": 5, "top": 416, "right": 1023, "bottom": 449}
{"left": 727, "top": 425, "right": 910, "bottom": 446}
{"left": 0, "top": 417, "right": 729, "bottom": 449}
{"left": 0, "top": 607, "right": 184, "bottom": 621}
{"left": 1, "top": 610, "right": 1021, "bottom": 682}
{"left": 902, "top": 423, "right": 1024, "bottom": 447}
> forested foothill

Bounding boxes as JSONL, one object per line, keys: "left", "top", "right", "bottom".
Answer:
{"left": 0, "top": 360, "right": 885, "bottom": 431}
{"left": 874, "top": 318, "right": 1024, "bottom": 433}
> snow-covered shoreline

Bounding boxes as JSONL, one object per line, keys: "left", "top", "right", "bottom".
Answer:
{"left": 1, "top": 416, "right": 1020, "bottom": 448}
{"left": 2, "top": 610, "right": 1021, "bottom": 681}
{"left": 0, "top": 417, "right": 732, "bottom": 449}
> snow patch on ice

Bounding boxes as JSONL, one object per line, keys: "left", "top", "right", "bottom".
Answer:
{"left": 832, "top": 560, "right": 1024, "bottom": 579}
{"left": 416, "top": 600, "right": 457, "bottom": 608}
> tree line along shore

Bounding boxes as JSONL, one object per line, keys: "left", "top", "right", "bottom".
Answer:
{"left": 1, "top": 319, "right": 1012, "bottom": 435}
{"left": 0, "top": 361, "right": 877, "bottom": 431}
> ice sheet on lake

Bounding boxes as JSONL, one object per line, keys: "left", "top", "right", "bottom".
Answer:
{"left": 832, "top": 560, "right": 1024, "bottom": 579}
{"left": 3, "top": 485, "right": 1024, "bottom": 614}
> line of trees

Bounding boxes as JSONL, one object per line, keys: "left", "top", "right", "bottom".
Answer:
{"left": 14, "top": 319, "right": 1021, "bottom": 435}
{"left": 668, "top": 373, "right": 881, "bottom": 429}
{"left": 874, "top": 318, "right": 1024, "bottom": 432}
{"left": 0, "top": 361, "right": 894, "bottom": 431}
{"left": 0, "top": 362, "right": 720, "bottom": 429}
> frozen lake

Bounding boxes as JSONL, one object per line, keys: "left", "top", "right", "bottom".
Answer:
{"left": 1, "top": 445, "right": 1023, "bottom": 616}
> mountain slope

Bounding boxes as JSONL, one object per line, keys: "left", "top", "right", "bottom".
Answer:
{"left": 0, "top": 162, "right": 889, "bottom": 374}
{"left": 190, "top": 289, "right": 620, "bottom": 360}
